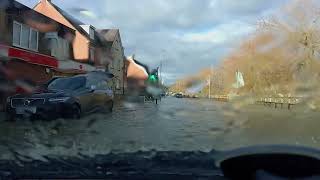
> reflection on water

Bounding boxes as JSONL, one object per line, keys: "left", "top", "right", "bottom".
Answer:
{"left": 0, "top": 97, "right": 320, "bottom": 162}
{"left": 219, "top": 102, "right": 320, "bottom": 150}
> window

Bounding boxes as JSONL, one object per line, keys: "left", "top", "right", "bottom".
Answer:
{"left": 48, "top": 36, "right": 70, "bottom": 59}
{"left": 13, "top": 22, "right": 21, "bottom": 45}
{"left": 85, "top": 76, "right": 99, "bottom": 89}
{"left": 21, "top": 25, "right": 30, "bottom": 48}
{"left": 49, "top": 38, "right": 58, "bottom": 57}
{"left": 96, "top": 81, "right": 108, "bottom": 90}
{"left": 66, "top": 41, "right": 70, "bottom": 57}
{"left": 48, "top": 76, "right": 86, "bottom": 90}
{"left": 62, "top": 39, "right": 69, "bottom": 58}
{"left": 30, "top": 29, "right": 38, "bottom": 50}
{"left": 12, "top": 21, "right": 38, "bottom": 51}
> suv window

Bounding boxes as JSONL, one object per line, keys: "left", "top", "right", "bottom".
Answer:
{"left": 96, "top": 81, "right": 109, "bottom": 90}
{"left": 85, "top": 76, "right": 99, "bottom": 88}
{"left": 48, "top": 76, "right": 86, "bottom": 90}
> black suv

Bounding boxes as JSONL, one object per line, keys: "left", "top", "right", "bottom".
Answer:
{"left": 6, "top": 73, "right": 114, "bottom": 120}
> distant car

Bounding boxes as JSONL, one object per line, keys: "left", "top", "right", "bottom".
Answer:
{"left": 5, "top": 74, "right": 114, "bottom": 121}
{"left": 191, "top": 95, "right": 198, "bottom": 98}
{"left": 175, "top": 93, "right": 183, "bottom": 98}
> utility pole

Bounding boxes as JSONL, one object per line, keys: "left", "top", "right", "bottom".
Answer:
{"left": 159, "top": 61, "right": 162, "bottom": 85}
{"left": 208, "top": 76, "right": 211, "bottom": 99}
{"left": 159, "top": 50, "right": 165, "bottom": 86}
{"left": 209, "top": 65, "right": 214, "bottom": 98}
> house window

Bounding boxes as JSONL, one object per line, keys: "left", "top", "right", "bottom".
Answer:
{"left": 62, "top": 39, "right": 69, "bottom": 58}
{"left": 13, "top": 22, "right": 21, "bottom": 45}
{"left": 21, "top": 25, "right": 30, "bottom": 48}
{"left": 12, "top": 21, "right": 38, "bottom": 51}
{"left": 30, "top": 29, "right": 38, "bottom": 50}
{"left": 49, "top": 38, "right": 58, "bottom": 57}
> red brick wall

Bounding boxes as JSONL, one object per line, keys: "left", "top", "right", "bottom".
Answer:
{"left": 5, "top": 59, "right": 53, "bottom": 84}
{"left": 1, "top": 59, "right": 54, "bottom": 111}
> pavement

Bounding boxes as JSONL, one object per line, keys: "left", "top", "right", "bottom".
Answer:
{"left": 0, "top": 97, "right": 320, "bottom": 162}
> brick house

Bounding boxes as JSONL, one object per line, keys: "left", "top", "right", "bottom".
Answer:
{"left": 125, "top": 56, "right": 149, "bottom": 95}
{"left": 33, "top": 0, "right": 110, "bottom": 68}
{"left": 0, "top": 0, "right": 94, "bottom": 109}
{"left": 0, "top": 0, "right": 76, "bottom": 82}
{"left": 98, "top": 29, "right": 125, "bottom": 95}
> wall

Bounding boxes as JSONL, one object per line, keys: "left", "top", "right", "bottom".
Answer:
{"left": 5, "top": 59, "right": 53, "bottom": 84}
{"left": 95, "top": 46, "right": 112, "bottom": 67}
{"left": 109, "top": 35, "right": 124, "bottom": 94}
{"left": 0, "top": 10, "right": 13, "bottom": 46}
{"left": 0, "top": 9, "right": 9, "bottom": 44}
{"left": 0, "top": 59, "right": 53, "bottom": 111}
{"left": 125, "top": 58, "right": 148, "bottom": 95}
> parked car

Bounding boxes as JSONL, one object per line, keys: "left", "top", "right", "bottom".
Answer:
{"left": 5, "top": 73, "right": 114, "bottom": 121}
{"left": 175, "top": 93, "right": 183, "bottom": 98}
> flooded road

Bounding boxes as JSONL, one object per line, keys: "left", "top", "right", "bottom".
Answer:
{"left": 0, "top": 97, "right": 320, "bottom": 161}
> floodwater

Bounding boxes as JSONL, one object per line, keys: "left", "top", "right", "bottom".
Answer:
{"left": 0, "top": 96, "right": 320, "bottom": 161}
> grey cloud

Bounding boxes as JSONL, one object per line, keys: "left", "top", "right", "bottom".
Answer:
{"left": 17, "top": 0, "right": 289, "bottom": 84}
{"left": 214, "top": 0, "right": 284, "bottom": 15}
{"left": 93, "top": 0, "right": 287, "bottom": 31}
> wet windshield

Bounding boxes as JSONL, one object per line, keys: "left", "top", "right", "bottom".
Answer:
{"left": 1, "top": 0, "right": 320, "bottom": 171}
{"left": 48, "top": 76, "right": 86, "bottom": 90}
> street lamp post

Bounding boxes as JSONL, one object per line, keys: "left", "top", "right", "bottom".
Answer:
{"left": 208, "top": 65, "right": 213, "bottom": 99}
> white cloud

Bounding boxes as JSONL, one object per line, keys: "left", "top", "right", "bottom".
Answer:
{"left": 16, "top": 0, "right": 289, "bottom": 84}
{"left": 79, "top": 10, "right": 97, "bottom": 18}
{"left": 180, "top": 21, "right": 254, "bottom": 44}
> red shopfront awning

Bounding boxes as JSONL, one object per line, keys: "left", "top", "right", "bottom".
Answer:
{"left": 1, "top": 45, "right": 96, "bottom": 72}
{"left": 7, "top": 46, "right": 58, "bottom": 68}
{"left": 0, "top": 44, "right": 58, "bottom": 68}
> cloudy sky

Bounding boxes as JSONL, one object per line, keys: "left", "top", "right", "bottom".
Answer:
{"left": 18, "top": 0, "right": 289, "bottom": 84}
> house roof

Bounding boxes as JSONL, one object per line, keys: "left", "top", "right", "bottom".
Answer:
{"left": 134, "top": 59, "right": 149, "bottom": 75}
{"left": 49, "top": 3, "right": 88, "bottom": 35}
{"left": 47, "top": 1, "right": 102, "bottom": 44}
{"left": 4, "top": 0, "right": 75, "bottom": 35}
{"left": 126, "top": 58, "right": 149, "bottom": 79}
